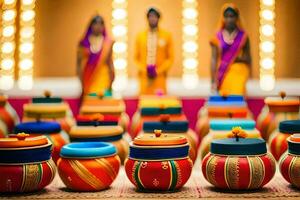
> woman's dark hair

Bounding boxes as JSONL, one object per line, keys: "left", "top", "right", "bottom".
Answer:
{"left": 223, "top": 7, "right": 239, "bottom": 17}
{"left": 90, "top": 15, "right": 104, "bottom": 27}
{"left": 147, "top": 7, "right": 160, "bottom": 18}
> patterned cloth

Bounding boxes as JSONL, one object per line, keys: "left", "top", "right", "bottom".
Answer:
{"left": 1, "top": 161, "right": 299, "bottom": 199}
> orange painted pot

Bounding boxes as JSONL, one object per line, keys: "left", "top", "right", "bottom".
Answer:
{"left": 279, "top": 134, "right": 300, "bottom": 188}
{"left": 125, "top": 132, "right": 193, "bottom": 191}
{"left": 257, "top": 96, "right": 299, "bottom": 141}
{"left": 130, "top": 95, "right": 182, "bottom": 138}
{"left": 202, "top": 136, "right": 276, "bottom": 190}
{"left": 0, "top": 134, "right": 56, "bottom": 193}
{"left": 23, "top": 95, "right": 75, "bottom": 133}
{"left": 69, "top": 125, "right": 129, "bottom": 164}
{"left": 269, "top": 120, "right": 300, "bottom": 161}
{"left": 80, "top": 98, "right": 129, "bottom": 132}
{"left": 57, "top": 142, "right": 120, "bottom": 191}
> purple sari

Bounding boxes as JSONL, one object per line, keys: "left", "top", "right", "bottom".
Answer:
{"left": 215, "top": 29, "right": 247, "bottom": 89}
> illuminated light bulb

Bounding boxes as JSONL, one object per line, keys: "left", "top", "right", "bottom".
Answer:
{"left": 183, "top": 58, "right": 198, "bottom": 69}
{"left": 113, "top": 0, "right": 125, "bottom": 3}
{"left": 21, "top": 10, "right": 35, "bottom": 22}
{"left": 185, "top": 0, "right": 196, "bottom": 3}
{"left": 260, "top": 57, "right": 274, "bottom": 70}
{"left": 1, "top": 42, "right": 14, "bottom": 54}
{"left": 21, "top": 0, "right": 35, "bottom": 5}
{"left": 262, "top": 0, "right": 274, "bottom": 6}
{"left": 0, "top": 75, "right": 14, "bottom": 90}
{"left": 112, "top": 8, "right": 127, "bottom": 20}
{"left": 260, "top": 74, "right": 275, "bottom": 91}
{"left": 1, "top": 59, "right": 14, "bottom": 70}
{"left": 113, "top": 42, "right": 127, "bottom": 53}
{"left": 4, "top": 0, "right": 16, "bottom": 5}
{"left": 183, "top": 41, "right": 198, "bottom": 53}
{"left": 20, "top": 26, "right": 35, "bottom": 38}
{"left": 261, "top": 24, "right": 274, "bottom": 36}
{"left": 112, "top": 25, "right": 127, "bottom": 37}
{"left": 260, "top": 41, "right": 275, "bottom": 53}
{"left": 20, "top": 42, "right": 33, "bottom": 54}
{"left": 114, "top": 58, "right": 127, "bottom": 70}
{"left": 2, "top": 26, "right": 15, "bottom": 37}
{"left": 183, "top": 8, "right": 198, "bottom": 19}
{"left": 183, "top": 25, "right": 198, "bottom": 36}
{"left": 2, "top": 10, "right": 16, "bottom": 21}
{"left": 18, "top": 75, "right": 33, "bottom": 90}
{"left": 261, "top": 9, "right": 274, "bottom": 21}
{"left": 182, "top": 73, "right": 198, "bottom": 90}
{"left": 19, "top": 59, "right": 33, "bottom": 70}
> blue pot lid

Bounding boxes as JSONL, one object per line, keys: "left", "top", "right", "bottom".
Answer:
{"left": 140, "top": 107, "right": 182, "bottom": 116}
{"left": 143, "top": 120, "right": 188, "bottom": 133}
{"left": 279, "top": 120, "right": 300, "bottom": 134}
{"left": 60, "top": 142, "right": 116, "bottom": 158}
{"left": 32, "top": 97, "right": 62, "bottom": 104}
{"left": 288, "top": 134, "right": 300, "bottom": 155}
{"left": 14, "top": 121, "right": 61, "bottom": 134}
{"left": 210, "top": 119, "right": 255, "bottom": 131}
{"left": 210, "top": 138, "right": 267, "bottom": 155}
{"left": 206, "top": 101, "right": 246, "bottom": 107}
{"left": 208, "top": 95, "right": 244, "bottom": 102}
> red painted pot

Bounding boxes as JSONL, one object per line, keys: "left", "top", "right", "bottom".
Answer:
{"left": 125, "top": 131, "right": 193, "bottom": 191}
{"left": 0, "top": 134, "right": 56, "bottom": 193}
{"left": 202, "top": 131, "right": 276, "bottom": 190}
{"left": 279, "top": 134, "right": 300, "bottom": 188}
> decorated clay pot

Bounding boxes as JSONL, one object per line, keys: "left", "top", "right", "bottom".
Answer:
{"left": 279, "top": 134, "right": 300, "bottom": 188}
{"left": 69, "top": 125, "right": 128, "bottom": 164}
{"left": 200, "top": 119, "right": 262, "bottom": 159}
{"left": 22, "top": 92, "right": 75, "bottom": 133}
{"left": 269, "top": 120, "right": 300, "bottom": 161}
{"left": 0, "top": 95, "right": 19, "bottom": 137}
{"left": 80, "top": 97, "right": 129, "bottom": 132}
{"left": 202, "top": 128, "right": 276, "bottom": 190}
{"left": 257, "top": 93, "right": 300, "bottom": 141}
{"left": 14, "top": 121, "right": 69, "bottom": 163}
{"left": 195, "top": 95, "right": 252, "bottom": 143}
{"left": 131, "top": 95, "right": 182, "bottom": 138}
{"left": 125, "top": 131, "right": 193, "bottom": 191}
{"left": 141, "top": 114, "right": 198, "bottom": 163}
{"left": 57, "top": 142, "right": 120, "bottom": 191}
{"left": 0, "top": 133, "right": 56, "bottom": 193}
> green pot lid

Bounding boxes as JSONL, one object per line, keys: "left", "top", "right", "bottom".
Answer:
{"left": 210, "top": 138, "right": 267, "bottom": 155}
{"left": 279, "top": 120, "right": 300, "bottom": 134}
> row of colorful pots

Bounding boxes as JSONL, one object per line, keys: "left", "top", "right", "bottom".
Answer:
{"left": 1, "top": 127, "right": 300, "bottom": 193}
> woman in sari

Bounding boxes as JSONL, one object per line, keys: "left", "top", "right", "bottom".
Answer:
{"left": 77, "top": 15, "right": 114, "bottom": 96}
{"left": 210, "top": 3, "right": 251, "bottom": 96}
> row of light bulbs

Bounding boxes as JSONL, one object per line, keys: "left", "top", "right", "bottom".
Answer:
{"left": 0, "top": 0, "right": 35, "bottom": 91}
{"left": 182, "top": 0, "right": 199, "bottom": 89}
{"left": 259, "top": 0, "right": 276, "bottom": 91}
{"left": 111, "top": 0, "right": 128, "bottom": 93}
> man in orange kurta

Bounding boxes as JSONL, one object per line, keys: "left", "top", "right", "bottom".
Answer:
{"left": 134, "top": 7, "right": 174, "bottom": 95}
